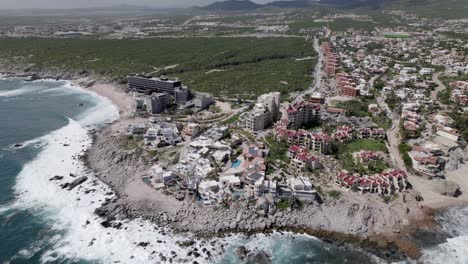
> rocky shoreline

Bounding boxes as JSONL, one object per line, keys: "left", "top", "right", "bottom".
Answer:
{"left": 85, "top": 119, "right": 433, "bottom": 262}
{"left": 0, "top": 65, "right": 443, "bottom": 262}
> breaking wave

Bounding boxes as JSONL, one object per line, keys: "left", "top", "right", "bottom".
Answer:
{"left": 4, "top": 83, "right": 220, "bottom": 263}
{"left": 0, "top": 86, "right": 44, "bottom": 97}
{"left": 420, "top": 206, "right": 468, "bottom": 264}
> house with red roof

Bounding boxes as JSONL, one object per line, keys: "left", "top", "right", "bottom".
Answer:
{"left": 357, "top": 127, "right": 386, "bottom": 140}
{"left": 332, "top": 125, "right": 354, "bottom": 142}
{"left": 273, "top": 123, "right": 332, "bottom": 155}
{"left": 355, "top": 150, "right": 382, "bottom": 164}
{"left": 288, "top": 145, "right": 320, "bottom": 173}
{"left": 335, "top": 169, "right": 408, "bottom": 195}
{"left": 286, "top": 101, "right": 321, "bottom": 129}
{"left": 408, "top": 146, "right": 445, "bottom": 177}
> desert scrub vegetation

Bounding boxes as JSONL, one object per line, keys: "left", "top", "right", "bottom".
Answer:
{"left": 0, "top": 37, "right": 315, "bottom": 97}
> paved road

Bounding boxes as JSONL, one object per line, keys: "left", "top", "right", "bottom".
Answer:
{"left": 431, "top": 73, "right": 446, "bottom": 100}
{"left": 294, "top": 37, "right": 323, "bottom": 104}
{"left": 372, "top": 75, "right": 407, "bottom": 172}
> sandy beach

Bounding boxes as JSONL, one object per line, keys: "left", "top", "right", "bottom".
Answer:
{"left": 72, "top": 78, "right": 134, "bottom": 118}
{"left": 409, "top": 164, "right": 468, "bottom": 209}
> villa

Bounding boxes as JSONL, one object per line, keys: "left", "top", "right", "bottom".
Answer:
{"left": 336, "top": 169, "right": 409, "bottom": 195}
{"left": 288, "top": 145, "right": 320, "bottom": 173}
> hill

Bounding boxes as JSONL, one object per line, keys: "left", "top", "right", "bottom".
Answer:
{"left": 200, "top": 0, "right": 261, "bottom": 11}
{"left": 265, "top": 0, "right": 311, "bottom": 8}
{"left": 199, "top": 0, "right": 467, "bottom": 18}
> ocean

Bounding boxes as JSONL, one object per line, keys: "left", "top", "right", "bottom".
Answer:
{"left": 0, "top": 77, "right": 466, "bottom": 264}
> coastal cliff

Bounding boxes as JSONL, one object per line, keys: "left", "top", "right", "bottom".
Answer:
{"left": 86, "top": 121, "right": 430, "bottom": 261}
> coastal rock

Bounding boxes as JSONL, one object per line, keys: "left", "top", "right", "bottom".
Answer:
{"left": 434, "top": 180, "right": 461, "bottom": 197}
{"left": 68, "top": 176, "right": 88, "bottom": 190}
{"left": 177, "top": 239, "right": 196, "bottom": 247}
{"left": 235, "top": 246, "right": 249, "bottom": 260}
{"left": 137, "top": 242, "right": 150, "bottom": 247}
{"left": 236, "top": 209, "right": 244, "bottom": 223}
{"left": 49, "top": 175, "right": 64, "bottom": 181}
{"left": 446, "top": 147, "right": 468, "bottom": 171}
{"left": 230, "top": 221, "right": 237, "bottom": 229}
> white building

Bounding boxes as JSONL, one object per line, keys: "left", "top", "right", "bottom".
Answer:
{"left": 287, "top": 177, "right": 317, "bottom": 202}
{"left": 149, "top": 164, "right": 176, "bottom": 187}
{"left": 240, "top": 92, "right": 280, "bottom": 131}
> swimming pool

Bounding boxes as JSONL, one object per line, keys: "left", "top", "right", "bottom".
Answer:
{"left": 231, "top": 159, "right": 242, "bottom": 168}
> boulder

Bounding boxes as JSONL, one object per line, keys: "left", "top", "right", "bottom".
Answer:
{"left": 256, "top": 197, "right": 269, "bottom": 211}
{"left": 235, "top": 246, "right": 249, "bottom": 260}
{"left": 49, "top": 175, "right": 64, "bottom": 181}
{"left": 433, "top": 180, "right": 461, "bottom": 197}
{"left": 236, "top": 209, "right": 244, "bottom": 223}
{"left": 68, "top": 176, "right": 88, "bottom": 190}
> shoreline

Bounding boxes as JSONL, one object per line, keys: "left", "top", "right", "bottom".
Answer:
{"left": 3, "top": 69, "right": 468, "bottom": 262}
{"left": 77, "top": 78, "right": 424, "bottom": 261}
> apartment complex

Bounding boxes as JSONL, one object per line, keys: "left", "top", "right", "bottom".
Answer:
{"left": 145, "top": 93, "right": 171, "bottom": 114}
{"left": 286, "top": 101, "right": 321, "bottom": 129}
{"left": 240, "top": 92, "right": 280, "bottom": 131}
{"left": 336, "top": 72, "right": 360, "bottom": 97}
{"left": 288, "top": 145, "right": 320, "bottom": 173}
{"left": 322, "top": 42, "right": 339, "bottom": 75}
{"left": 274, "top": 122, "right": 332, "bottom": 155}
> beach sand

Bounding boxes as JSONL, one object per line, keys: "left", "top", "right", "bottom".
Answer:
{"left": 410, "top": 164, "right": 468, "bottom": 209}
{"left": 72, "top": 78, "right": 133, "bottom": 118}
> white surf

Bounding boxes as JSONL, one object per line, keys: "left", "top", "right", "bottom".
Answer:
{"left": 9, "top": 83, "right": 209, "bottom": 263}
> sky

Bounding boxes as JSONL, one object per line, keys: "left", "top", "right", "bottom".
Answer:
{"left": 0, "top": 0, "right": 281, "bottom": 9}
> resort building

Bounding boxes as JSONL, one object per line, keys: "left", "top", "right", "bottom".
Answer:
{"left": 286, "top": 100, "right": 321, "bottom": 129}
{"left": 128, "top": 75, "right": 182, "bottom": 95}
{"left": 148, "top": 164, "right": 177, "bottom": 188}
{"left": 409, "top": 145, "right": 445, "bottom": 177}
{"left": 274, "top": 122, "right": 332, "bottom": 155}
{"left": 322, "top": 42, "right": 339, "bottom": 75}
{"left": 240, "top": 92, "right": 280, "bottom": 131}
{"left": 143, "top": 121, "right": 182, "bottom": 148}
{"left": 145, "top": 92, "right": 171, "bottom": 114}
{"left": 332, "top": 126, "right": 354, "bottom": 142}
{"left": 357, "top": 128, "right": 386, "bottom": 140}
{"left": 194, "top": 94, "right": 214, "bottom": 109}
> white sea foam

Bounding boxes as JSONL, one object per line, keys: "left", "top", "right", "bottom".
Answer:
{"left": 6, "top": 138, "right": 44, "bottom": 151}
{"left": 420, "top": 235, "right": 468, "bottom": 264}
{"left": 11, "top": 118, "right": 209, "bottom": 263}
{"left": 420, "top": 207, "right": 468, "bottom": 264}
{"left": 0, "top": 84, "right": 47, "bottom": 97}
{"left": 6, "top": 82, "right": 218, "bottom": 263}
{"left": 63, "top": 82, "right": 119, "bottom": 127}
{"left": 4, "top": 79, "right": 377, "bottom": 264}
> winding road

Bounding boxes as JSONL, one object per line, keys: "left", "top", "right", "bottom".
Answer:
{"left": 294, "top": 37, "right": 323, "bottom": 104}
{"left": 372, "top": 77, "right": 407, "bottom": 172}
{"left": 431, "top": 73, "right": 447, "bottom": 100}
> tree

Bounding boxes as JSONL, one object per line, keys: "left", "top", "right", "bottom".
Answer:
{"left": 373, "top": 78, "right": 385, "bottom": 90}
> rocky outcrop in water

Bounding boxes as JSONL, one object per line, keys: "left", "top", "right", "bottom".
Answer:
{"left": 68, "top": 176, "right": 88, "bottom": 190}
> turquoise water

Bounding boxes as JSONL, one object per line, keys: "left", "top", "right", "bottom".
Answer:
{"left": 0, "top": 77, "right": 466, "bottom": 264}
{"left": 231, "top": 159, "right": 242, "bottom": 168}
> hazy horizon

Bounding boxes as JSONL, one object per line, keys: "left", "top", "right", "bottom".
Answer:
{"left": 0, "top": 0, "right": 285, "bottom": 10}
